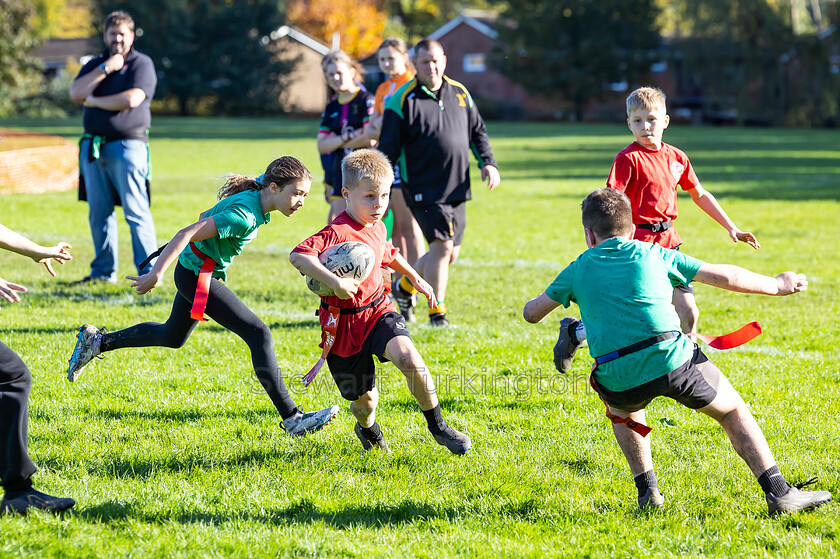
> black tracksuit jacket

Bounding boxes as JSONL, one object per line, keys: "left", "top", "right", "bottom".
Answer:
{"left": 378, "top": 76, "right": 496, "bottom": 207}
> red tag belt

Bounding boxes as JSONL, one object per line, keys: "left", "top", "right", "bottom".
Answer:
{"left": 592, "top": 322, "right": 762, "bottom": 437}
{"left": 189, "top": 242, "right": 217, "bottom": 321}
{"left": 302, "top": 306, "right": 340, "bottom": 387}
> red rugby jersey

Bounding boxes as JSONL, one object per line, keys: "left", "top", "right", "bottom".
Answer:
{"left": 607, "top": 141, "right": 700, "bottom": 248}
{"left": 293, "top": 212, "right": 398, "bottom": 357}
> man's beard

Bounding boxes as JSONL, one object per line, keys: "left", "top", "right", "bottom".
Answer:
{"left": 110, "top": 43, "right": 126, "bottom": 55}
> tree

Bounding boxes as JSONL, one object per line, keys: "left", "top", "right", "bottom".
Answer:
{"left": 94, "top": 0, "right": 292, "bottom": 115}
{"left": 492, "top": 0, "right": 661, "bottom": 120}
{"left": 287, "top": 0, "right": 388, "bottom": 59}
{"left": 385, "top": 0, "right": 499, "bottom": 42}
{"left": 0, "top": 0, "right": 67, "bottom": 117}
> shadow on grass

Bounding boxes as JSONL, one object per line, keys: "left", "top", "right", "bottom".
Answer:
{"left": 79, "top": 497, "right": 450, "bottom": 527}
{"left": 79, "top": 496, "right": 565, "bottom": 528}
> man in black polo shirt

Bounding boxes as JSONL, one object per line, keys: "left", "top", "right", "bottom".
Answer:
{"left": 378, "top": 39, "right": 500, "bottom": 328}
{"left": 70, "top": 10, "right": 158, "bottom": 284}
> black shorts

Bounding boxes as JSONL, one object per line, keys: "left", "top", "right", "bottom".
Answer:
{"left": 410, "top": 202, "right": 466, "bottom": 245}
{"left": 593, "top": 346, "right": 720, "bottom": 412}
{"left": 327, "top": 312, "right": 410, "bottom": 401}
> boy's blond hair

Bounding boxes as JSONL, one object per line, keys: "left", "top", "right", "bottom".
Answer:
{"left": 341, "top": 149, "right": 394, "bottom": 189}
{"left": 626, "top": 87, "right": 666, "bottom": 115}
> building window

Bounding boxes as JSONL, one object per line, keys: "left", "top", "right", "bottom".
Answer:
{"left": 463, "top": 53, "right": 486, "bottom": 73}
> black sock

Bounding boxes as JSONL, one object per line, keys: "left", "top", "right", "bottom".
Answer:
{"left": 3, "top": 477, "right": 34, "bottom": 500}
{"left": 422, "top": 404, "right": 447, "bottom": 436}
{"left": 280, "top": 407, "right": 299, "bottom": 421}
{"left": 634, "top": 470, "right": 658, "bottom": 498}
{"left": 758, "top": 465, "right": 790, "bottom": 497}
{"left": 359, "top": 421, "right": 383, "bottom": 441}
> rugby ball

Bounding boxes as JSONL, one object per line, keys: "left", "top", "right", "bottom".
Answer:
{"left": 305, "top": 241, "right": 376, "bottom": 297}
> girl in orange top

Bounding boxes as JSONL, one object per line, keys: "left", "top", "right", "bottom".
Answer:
{"left": 365, "top": 39, "right": 424, "bottom": 312}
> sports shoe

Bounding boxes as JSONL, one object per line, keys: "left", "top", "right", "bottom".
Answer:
{"left": 638, "top": 487, "right": 665, "bottom": 510}
{"left": 433, "top": 426, "right": 472, "bottom": 455}
{"left": 554, "top": 317, "right": 582, "bottom": 373}
{"left": 429, "top": 312, "right": 451, "bottom": 328}
{"left": 71, "top": 275, "right": 117, "bottom": 286}
{"left": 392, "top": 280, "right": 416, "bottom": 322}
{"left": 354, "top": 422, "right": 392, "bottom": 454}
{"left": 766, "top": 479, "right": 831, "bottom": 515}
{"left": 283, "top": 405, "right": 340, "bottom": 437}
{"left": 67, "top": 324, "right": 103, "bottom": 382}
{"left": 1, "top": 489, "right": 75, "bottom": 515}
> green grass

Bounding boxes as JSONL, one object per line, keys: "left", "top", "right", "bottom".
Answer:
{"left": 1, "top": 116, "right": 839, "bottom": 557}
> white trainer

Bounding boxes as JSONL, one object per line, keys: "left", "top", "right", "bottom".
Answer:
{"left": 67, "top": 324, "right": 103, "bottom": 382}
{"left": 283, "top": 405, "right": 340, "bottom": 437}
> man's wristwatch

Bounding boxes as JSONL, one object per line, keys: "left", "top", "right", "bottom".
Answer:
{"left": 99, "top": 63, "right": 110, "bottom": 76}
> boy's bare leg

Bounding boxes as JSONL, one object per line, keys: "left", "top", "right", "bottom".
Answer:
{"left": 608, "top": 406, "right": 663, "bottom": 508}
{"left": 608, "top": 407, "right": 654, "bottom": 476}
{"left": 384, "top": 335, "right": 471, "bottom": 454}
{"left": 695, "top": 369, "right": 831, "bottom": 514}
{"left": 349, "top": 388, "right": 379, "bottom": 428}
{"left": 695, "top": 372, "right": 776, "bottom": 477}
{"left": 672, "top": 287, "right": 699, "bottom": 334}
{"left": 384, "top": 335, "right": 437, "bottom": 410}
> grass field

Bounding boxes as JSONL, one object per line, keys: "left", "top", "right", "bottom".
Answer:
{"left": 0, "top": 116, "right": 839, "bottom": 557}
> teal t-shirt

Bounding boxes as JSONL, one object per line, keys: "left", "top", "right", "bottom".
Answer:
{"left": 545, "top": 237, "right": 704, "bottom": 391}
{"left": 178, "top": 190, "right": 270, "bottom": 281}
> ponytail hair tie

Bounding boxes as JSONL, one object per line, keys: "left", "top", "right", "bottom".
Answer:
{"left": 255, "top": 173, "right": 265, "bottom": 186}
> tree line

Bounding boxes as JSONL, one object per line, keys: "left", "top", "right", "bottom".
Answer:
{"left": 1, "top": 0, "right": 838, "bottom": 126}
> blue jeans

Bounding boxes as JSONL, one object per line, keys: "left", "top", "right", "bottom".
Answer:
{"left": 80, "top": 139, "right": 158, "bottom": 280}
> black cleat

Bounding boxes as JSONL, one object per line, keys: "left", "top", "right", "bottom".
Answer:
{"left": 429, "top": 312, "right": 451, "bottom": 328}
{"left": 554, "top": 317, "right": 582, "bottom": 373}
{"left": 392, "top": 280, "right": 416, "bottom": 322}
{"left": 1, "top": 489, "right": 75, "bottom": 515}
{"left": 433, "top": 426, "right": 472, "bottom": 455}
{"left": 354, "top": 422, "right": 392, "bottom": 454}
{"left": 767, "top": 479, "right": 831, "bottom": 515}
{"left": 638, "top": 487, "right": 665, "bottom": 510}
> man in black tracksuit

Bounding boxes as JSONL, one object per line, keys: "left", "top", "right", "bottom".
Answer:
{"left": 378, "top": 38, "right": 501, "bottom": 328}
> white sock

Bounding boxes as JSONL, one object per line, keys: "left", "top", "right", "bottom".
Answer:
{"left": 575, "top": 321, "right": 587, "bottom": 342}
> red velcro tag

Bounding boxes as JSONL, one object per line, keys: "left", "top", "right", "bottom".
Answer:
{"left": 589, "top": 375, "right": 652, "bottom": 437}
{"left": 189, "top": 243, "right": 217, "bottom": 322}
{"left": 689, "top": 321, "right": 762, "bottom": 350}
{"left": 302, "top": 306, "right": 340, "bottom": 387}
{"left": 607, "top": 413, "right": 653, "bottom": 437}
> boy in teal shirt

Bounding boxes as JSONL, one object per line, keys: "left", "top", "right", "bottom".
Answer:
{"left": 523, "top": 188, "right": 830, "bottom": 515}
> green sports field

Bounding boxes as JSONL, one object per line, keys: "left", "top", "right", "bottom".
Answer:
{"left": 1, "top": 117, "right": 838, "bottom": 557}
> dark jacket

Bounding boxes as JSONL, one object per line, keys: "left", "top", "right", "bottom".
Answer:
{"left": 378, "top": 76, "right": 496, "bottom": 207}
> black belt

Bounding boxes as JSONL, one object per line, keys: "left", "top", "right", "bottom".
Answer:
{"left": 636, "top": 221, "right": 672, "bottom": 233}
{"left": 321, "top": 294, "right": 384, "bottom": 315}
{"left": 139, "top": 242, "right": 168, "bottom": 271}
{"left": 594, "top": 331, "right": 680, "bottom": 367}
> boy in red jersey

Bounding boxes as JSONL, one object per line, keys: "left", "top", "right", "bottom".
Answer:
{"left": 290, "top": 149, "right": 471, "bottom": 454}
{"left": 552, "top": 87, "right": 761, "bottom": 374}
{"left": 609, "top": 86, "right": 759, "bottom": 334}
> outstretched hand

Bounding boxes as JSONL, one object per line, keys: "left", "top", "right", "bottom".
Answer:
{"left": 126, "top": 272, "right": 161, "bottom": 295}
{"left": 32, "top": 242, "right": 72, "bottom": 276}
{"left": 0, "top": 276, "right": 27, "bottom": 306}
{"left": 775, "top": 272, "right": 807, "bottom": 295}
{"left": 730, "top": 229, "right": 760, "bottom": 249}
